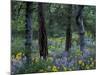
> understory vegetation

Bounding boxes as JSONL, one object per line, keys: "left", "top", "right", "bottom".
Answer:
{"left": 11, "top": 32, "right": 96, "bottom": 74}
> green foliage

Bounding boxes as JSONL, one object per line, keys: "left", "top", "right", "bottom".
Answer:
{"left": 11, "top": 1, "right": 96, "bottom": 74}
{"left": 83, "top": 6, "right": 96, "bottom": 37}
{"left": 12, "top": 2, "right": 96, "bottom": 38}
{"left": 11, "top": 37, "right": 25, "bottom": 55}
{"left": 15, "top": 52, "right": 95, "bottom": 74}
{"left": 12, "top": 32, "right": 96, "bottom": 74}
{"left": 16, "top": 58, "right": 54, "bottom": 74}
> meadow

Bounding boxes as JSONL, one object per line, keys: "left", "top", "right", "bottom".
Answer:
{"left": 11, "top": 32, "right": 96, "bottom": 74}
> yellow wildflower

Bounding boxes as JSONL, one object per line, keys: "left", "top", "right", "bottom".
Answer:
{"left": 16, "top": 52, "right": 22, "bottom": 60}
{"left": 78, "top": 60, "right": 83, "bottom": 65}
{"left": 52, "top": 66, "right": 58, "bottom": 72}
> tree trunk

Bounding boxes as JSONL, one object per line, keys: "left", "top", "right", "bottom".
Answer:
{"left": 37, "top": 3, "right": 48, "bottom": 60}
{"left": 65, "top": 5, "right": 72, "bottom": 51}
{"left": 76, "top": 5, "right": 85, "bottom": 51}
{"left": 25, "top": 2, "right": 33, "bottom": 63}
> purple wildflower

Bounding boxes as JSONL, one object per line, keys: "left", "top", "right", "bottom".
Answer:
{"left": 68, "top": 59, "right": 75, "bottom": 68}
{"left": 61, "top": 51, "right": 68, "bottom": 57}
{"left": 83, "top": 49, "right": 91, "bottom": 58}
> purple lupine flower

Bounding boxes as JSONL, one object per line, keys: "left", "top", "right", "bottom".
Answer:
{"left": 83, "top": 49, "right": 91, "bottom": 58}
{"left": 60, "top": 59, "right": 66, "bottom": 65}
{"left": 68, "top": 59, "right": 75, "bottom": 68}
{"left": 53, "top": 59, "right": 61, "bottom": 67}
{"left": 61, "top": 57, "right": 68, "bottom": 66}
{"left": 61, "top": 51, "right": 68, "bottom": 57}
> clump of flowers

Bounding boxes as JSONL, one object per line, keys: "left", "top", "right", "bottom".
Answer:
{"left": 16, "top": 52, "right": 22, "bottom": 60}
{"left": 52, "top": 65, "right": 58, "bottom": 72}
{"left": 78, "top": 60, "right": 83, "bottom": 65}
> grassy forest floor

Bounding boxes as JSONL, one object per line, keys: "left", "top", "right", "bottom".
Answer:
{"left": 11, "top": 32, "right": 96, "bottom": 74}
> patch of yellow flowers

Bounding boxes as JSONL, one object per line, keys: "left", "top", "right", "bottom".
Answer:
{"left": 52, "top": 65, "right": 58, "bottom": 72}
{"left": 78, "top": 60, "right": 85, "bottom": 66}
{"left": 16, "top": 52, "right": 22, "bottom": 60}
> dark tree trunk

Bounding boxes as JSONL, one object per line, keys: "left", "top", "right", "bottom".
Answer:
{"left": 76, "top": 5, "right": 85, "bottom": 51}
{"left": 37, "top": 3, "right": 48, "bottom": 60}
{"left": 25, "top": 2, "right": 33, "bottom": 63}
{"left": 65, "top": 5, "right": 72, "bottom": 51}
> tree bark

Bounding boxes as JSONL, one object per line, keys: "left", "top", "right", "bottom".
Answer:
{"left": 65, "top": 5, "right": 72, "bottom": 51}
{"left": 25, "top": 2, "right": 33, "bottom": 63}
{"left": 76, "top": 5, "right": 85, "bottom": 51}
{"left": 37, "top": 3, "right": 48, "bottom": 60}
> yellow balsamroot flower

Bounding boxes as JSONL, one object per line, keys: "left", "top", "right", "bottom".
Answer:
{"left": 16, "top": 52, "right": 22, "bottom": 60}
{"left": 52, "top": 66, "right": 58, "bottom": 72}
{"left": 78, "top": 60, "right": 83, "bottom": 65}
